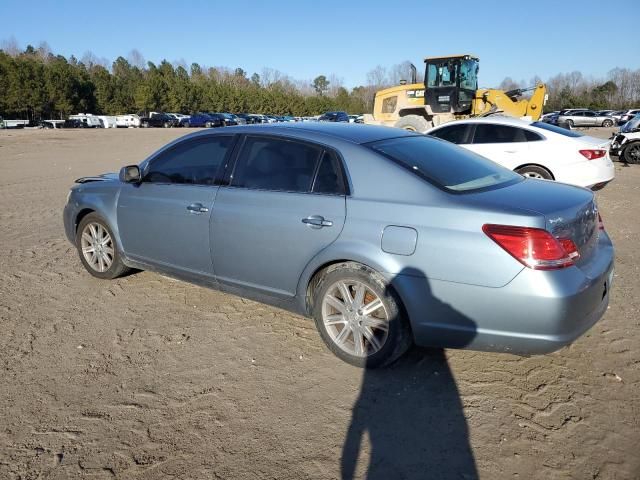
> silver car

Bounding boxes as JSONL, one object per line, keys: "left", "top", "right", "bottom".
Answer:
{"left": 557, "top": 110, "right": 616, "bottom": 128}
{"left": 63, "top": 123, "right": 614, "bottom": 367}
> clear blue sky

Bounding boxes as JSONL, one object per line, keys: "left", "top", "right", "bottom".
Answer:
{"left": 2, "top": 0, "right": 639, "bottom": 88}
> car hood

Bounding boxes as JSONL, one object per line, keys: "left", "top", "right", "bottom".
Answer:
{"left": 75, "top": 172, "right": 118, "bottom": 184}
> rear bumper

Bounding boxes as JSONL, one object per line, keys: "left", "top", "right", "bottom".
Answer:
{"left": 392, "top": 233, "right": 614, "bottom": 355}
{"left": 553, "top": 157, "right": 615, "bottom": 190}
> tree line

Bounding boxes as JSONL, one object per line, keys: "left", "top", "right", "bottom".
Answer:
{"left": 1, "top": 41, "right": 639, "bottom": 121}
{"left": 0, "top": 44, "right": 369, "bottom": 121}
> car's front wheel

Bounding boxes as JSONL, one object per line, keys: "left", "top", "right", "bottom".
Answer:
{"left": 622, "top": 142, "right": 640, "bottom": 164}
{"left": 76, "top": 213, "right": 130, "bottom": 279}
{"left": 312, "top": 262, "right": 412, "bottom": 368}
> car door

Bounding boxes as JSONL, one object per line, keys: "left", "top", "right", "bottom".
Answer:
{"left": 583, "top": 111, "right": 597, "bottom": 126}
{"left": 117, "top": 135, "right": 235, "bottom": 275}
{"left": 210, "top": 135, "right": 347, "bottom": 298}
{"left": 464, "top": 123, "right": 531, "bottom": 170}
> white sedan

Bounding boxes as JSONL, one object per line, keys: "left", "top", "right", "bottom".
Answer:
{"left": 427, "top": 116, "right": 615, "bottom": 190}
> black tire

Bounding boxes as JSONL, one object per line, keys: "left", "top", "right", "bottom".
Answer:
{"left": 205, "top": 122, "right": 212, "bottom": 128}
{"left": 163, "top": 122, "right": 170, "bottom": 128}
{"left": 566, "top": 119, "right": 574, "bottom": 128}
{"left": 76, "top": 213, "right": 130, "bottom": 280}
{"left": 602, "top": 119, "right": 613, "bottom": 127}
{"left": 142, "top": 121, "right": 149, "bottom": 128}
{"left": 311, "top": 262, "right": 412, "bottom": 368}
{"left": 622, "top": 142, "right": 640, "bottom": 164}
{"left": 394, "top": 115, "right": 431, "bottom": 133}
{"left": 516, "top": 165, "right": 553, "bottom": 180}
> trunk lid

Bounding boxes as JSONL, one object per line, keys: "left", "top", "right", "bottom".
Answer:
{"left": 466, "top": 178, "right": 599, "bottom": 264}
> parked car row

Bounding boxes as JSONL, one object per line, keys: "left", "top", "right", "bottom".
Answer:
{"left": 541, "top": 108, "right": 640, "bottom": 127}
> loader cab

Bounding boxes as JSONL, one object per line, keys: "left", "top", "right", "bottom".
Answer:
{"left": 424, "top": 55, "right": 479, "bottom": 115}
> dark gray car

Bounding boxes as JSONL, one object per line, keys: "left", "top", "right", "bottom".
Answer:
{"left": 63, "top": 123, "right": 614, "bottom": 367}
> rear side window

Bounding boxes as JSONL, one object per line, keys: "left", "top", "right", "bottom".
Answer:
{"left": 428, "top": 124, "right": 469, "bottom": 144}
{"left": 312, "top": 151, "right": 346, "bottom": 195}
{"left": 144, "top": 136, "right": 232, "bottom": 185}
{"left": 368, "top": 136, "right": 520, "bottom": 192}
{"left": 231, "top": 136, "right": 322, "bottom": 192}
{"left": 472, "top": 124, "right": 531, "bottom": 143}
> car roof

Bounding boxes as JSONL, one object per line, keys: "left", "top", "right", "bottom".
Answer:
{"left": 192, "top": 122, "right": 420, "bottom": 144}
{"left": 432, "top": 115, "right": 534, "bottom": 128}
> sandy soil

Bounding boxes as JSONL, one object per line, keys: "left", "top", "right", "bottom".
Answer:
{"left": 0, "top": 127, "right": 638, "bottom": 480}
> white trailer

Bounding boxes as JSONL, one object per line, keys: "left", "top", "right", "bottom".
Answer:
{"left": 0, "top": 117, "right": 29, "bottom": 128}
{"left": 69, "top": 114, "right": 103, "bottom": 128}
{"left": 115, "top": 114, "right": 141, "bottom": 128}
{"left": 97, "top": 115, "right": 118, "bottom": 128}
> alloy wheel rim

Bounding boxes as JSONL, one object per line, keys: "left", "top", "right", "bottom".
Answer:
{"left": 321, "top": 280, "right": 389, "bottom": 357}
{"left": 629, "top": 145, "right": 640, "bottom": 162}
{"left": 523, "top": 171, "right": 544, "bottom": 179}
{"left": 81, "top": 222, "right": 114, "bottom": 273}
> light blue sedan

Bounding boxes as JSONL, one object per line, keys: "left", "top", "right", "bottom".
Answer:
{"left": 63, "top": 123, "right": 614, "bottom": 367}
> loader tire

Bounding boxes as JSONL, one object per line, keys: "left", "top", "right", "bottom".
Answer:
{"left": 394, "top": 115, "right": 431, "bottom": 133}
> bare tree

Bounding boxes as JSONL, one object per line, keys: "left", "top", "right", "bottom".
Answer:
{"left": 1, "top": 36, "right": 21, "bottom": 56}
{"left": 127, "top": 49, "right": 146, "bottom": 69}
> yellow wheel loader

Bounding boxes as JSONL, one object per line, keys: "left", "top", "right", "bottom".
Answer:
{"left": 364, "top": 54, "right": 547, "bottom": 132}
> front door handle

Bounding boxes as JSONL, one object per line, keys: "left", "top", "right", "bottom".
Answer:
{"left": 302, "top": 215, "right": 333, "bottom": 228}
{"left": 187, "top": 203, "right": 209, "bottom": 214}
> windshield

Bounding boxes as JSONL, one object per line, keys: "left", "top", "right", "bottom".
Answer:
{"left": 368, "top": 136, "right": 520, "bottom": 192}
{"left": 531, "top": 121, "right": 584, "bottom": 138}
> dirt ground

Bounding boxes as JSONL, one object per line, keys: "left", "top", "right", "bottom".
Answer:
{"left": 0, "top": 126, "right": 638, "bottom": 480}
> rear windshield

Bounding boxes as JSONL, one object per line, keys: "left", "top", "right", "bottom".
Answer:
{"left": 368, "top": 136, "right": 521, "bottom": 192}
{"left": 530, "top": 122, "right": 584, "bottom": 137}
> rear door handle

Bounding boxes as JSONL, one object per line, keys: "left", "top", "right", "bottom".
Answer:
{"left": 302, "top": 215, "right": 333, "bottom": 228}
{"left": 187, "top": 203, "right": 209, "bottom": 214}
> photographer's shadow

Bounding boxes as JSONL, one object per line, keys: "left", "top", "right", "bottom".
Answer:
{"left": 341, "top": 268, "right": 478, "bottom": 480}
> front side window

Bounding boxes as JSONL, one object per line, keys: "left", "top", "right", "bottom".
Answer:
{"left": 144, "top": 136, "right": 232, "bottom": 185}
{"left": 231, "top": 137, "right": 322, "bottom": 192}
{"left": 428, "top": 124, "right": 469, "bottom": 144}
{"left": 472, "top": 124, "right": 529, "bottom": 144}
{"left": 382, "top": 96, "right": 398, "bottom": 114}
{"left": 368, "top": 136, "right": 520, "bottom": 192}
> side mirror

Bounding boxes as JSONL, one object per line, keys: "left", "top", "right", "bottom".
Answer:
{"left": 119, "top": 165, "right": 141, "bottom": 183}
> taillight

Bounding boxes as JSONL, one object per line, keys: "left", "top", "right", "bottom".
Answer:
{"left": 483, "top": 224, "right": 579, "bottom": 270}
{"left": 598, "top": 213, "right": 605, "bottom": 230}
{"left": 579, "top": 149, "right": 606, "bottom": 160}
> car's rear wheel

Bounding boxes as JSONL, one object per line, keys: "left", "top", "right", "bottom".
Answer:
{"left": 622, "top": 142, "right": 640, "bottom": 164}
{"left": 516, "top": 165, "right": 553, "bottom": 180}
{"left": 312, "top": 262, "right": 411, "bottom": 368}
{"left": 76, "top": 213, "right": 130, "bottom": 279}
{"left": 602, "top": 119, "right": 613, "bottom": 127}
{"left": 163, "top": 122, "right": 170, "bottom": 128}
